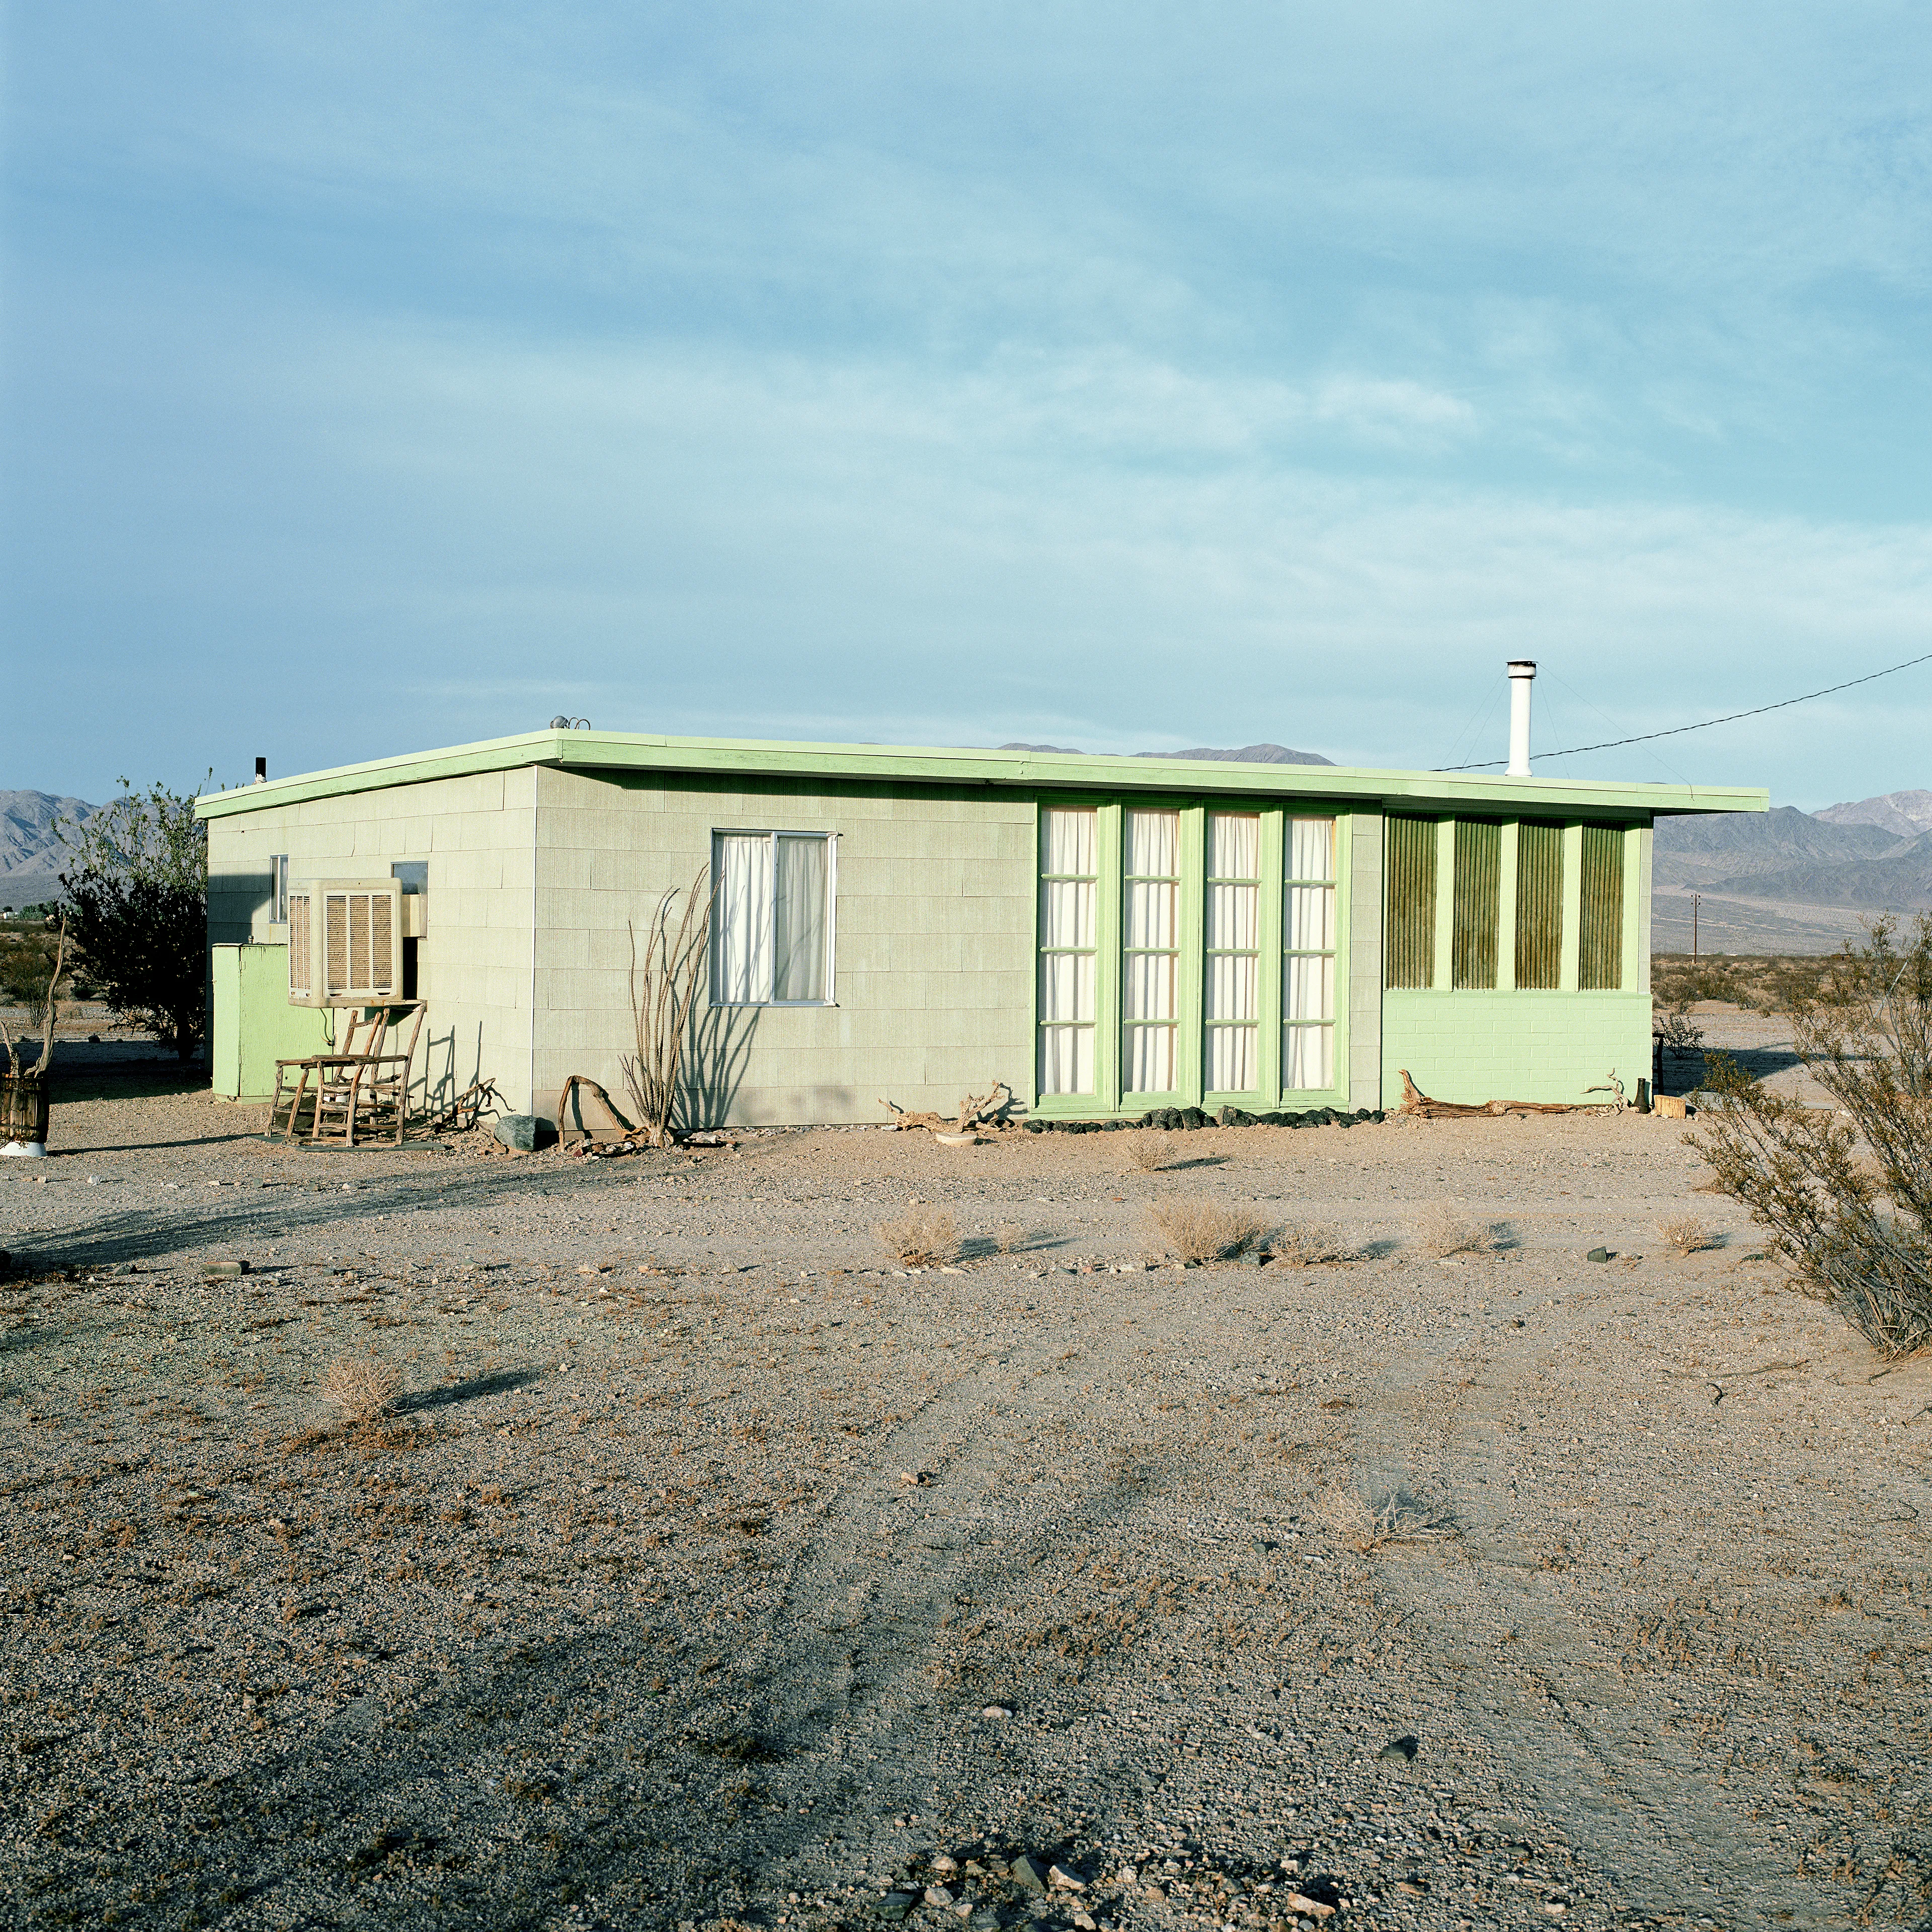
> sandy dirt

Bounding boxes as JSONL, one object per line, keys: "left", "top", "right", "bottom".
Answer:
{"left": 2, "top": 1043, "right": 1929, "bottom": 1932}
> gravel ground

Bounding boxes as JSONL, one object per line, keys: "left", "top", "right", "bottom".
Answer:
{"left": 3, "top": 1045, "right": 1930, "bottom": 1932}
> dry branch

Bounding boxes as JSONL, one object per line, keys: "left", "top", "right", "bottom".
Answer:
{"left": 1398, "top": 1070, "right": 1598, "bottom": 1119}
{"left": 555, "top": 1074, "right": 637, "bottom": 1140}
{"left": 880, "top": 1079, "right": 1017, "bottom": 1135}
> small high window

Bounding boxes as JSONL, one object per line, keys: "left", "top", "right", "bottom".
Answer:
{"left": 270, "top": 854, "right": 289, "bottom": 925}
{"left": 710, "top": 832, "right": 834, "bottom": 1006}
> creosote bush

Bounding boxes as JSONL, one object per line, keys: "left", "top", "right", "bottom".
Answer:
{"left": 322, "top": 1354, "right": 403, "bottom": 1424}
{"left": 1413, "top": 1200, "right": 1498, "bottom": 1258}
{"left": 875, "top": 1210, "right": 958, "bottom": 1267}
{"left": 1269, "top": 1221, "right": 1353, "bottom": 1267}
{"left": 1145, "top": 1201, "right": 1268, "bottom": 1264}
{"left": 1694, "top": 916, "right": 1932, "bottom": 1358}
{"left": 1126, "top": 1131, "right": 1174, "bottom": 1173}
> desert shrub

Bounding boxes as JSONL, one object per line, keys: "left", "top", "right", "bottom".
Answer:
{"left": 993, "top": 1223, "right": 1027, "bottom": 1254}
{"left": 1694, "top": 917, "right": 1932, "bottom": 1358}
{"left": 323, "top": 1354, "right": 402, "bottom": 1423}
{"left": 1412, "top": 1199, "right": 1498, "bottom": 1258}
{"left": 1323, "top": 1486, "right": 1456, "bottom": 1551}
{"left": 876, "top": 1210, "right": 958, "bottom": 1267}
{"left": 1658, "top": 1213, "right": 1711, "bottom": 1255}
{"left": 1269, "top": 1221, "right": 1353, "bottom": 1266}
{"left": 1651, "top": 1007, "right": 1706, "bottom": 1057}
{"left": 1126, "top": 1131, "right": 1173, "bottom": 1172}
{"left": 1145, "top": 1201, "right": 1268, "bottom": 1264}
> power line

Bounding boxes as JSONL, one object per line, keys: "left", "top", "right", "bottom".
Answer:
{"left": 1440, "top": 649, "right": 1932, "bottom": 771}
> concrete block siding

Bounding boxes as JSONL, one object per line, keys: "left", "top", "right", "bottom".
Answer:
{"left": 530, "top": 768, "right": 1033, "bottom": 1126}
{"left": 1381, "top": 990, "right": 1652, "bottom": 1109}
{"left": 205, "top": 770, "right": 536, "bottom": 1109}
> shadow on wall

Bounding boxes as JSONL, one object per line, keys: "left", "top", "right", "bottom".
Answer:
{"left": 678, "top": 1002, "right": 761, "bottom": 1133}
{"left": 415, "top": 1023, "right": 491, "bottom": 1118}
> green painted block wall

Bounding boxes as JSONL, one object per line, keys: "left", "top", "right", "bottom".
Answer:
{"left": 210, "top": 944, "right": 330, "bottom": 1100}
{"left": 1380, "top": 990, "right": 1651, "bottom": 1109}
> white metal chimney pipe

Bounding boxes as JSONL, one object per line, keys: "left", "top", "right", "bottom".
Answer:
{"left": 1506, "top": 660, "right": 1537, "bottom": 776}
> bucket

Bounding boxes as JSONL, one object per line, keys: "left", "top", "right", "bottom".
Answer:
{"left": 0, "top": 1072, "right": 50, "bottom": 1148}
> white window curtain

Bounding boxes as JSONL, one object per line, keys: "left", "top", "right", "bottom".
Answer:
{"left": 1038, "top": 808, "right": 1098, "bottom": 1094}
{"left": 1122, "top": 808, "right": 1180, "bottom": 1094}
{"left": 1204, "top": 812, "right": 1260, "bottom": 1093}
{"left": 773, "top": 835, "right": 828, "bottom": 1002}
{"left": 711, "top": 832, "right": 831, "bottom": 1005}
{"left": 1284, "top": 816, "right": 1337, "bottom": 1090}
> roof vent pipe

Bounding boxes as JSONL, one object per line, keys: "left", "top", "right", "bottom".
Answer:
{"left": 254, "top": 756, "right": 267, "bottom": 785}
{"left": 1506, "top": 661, "right": 1536, "bottom": 776}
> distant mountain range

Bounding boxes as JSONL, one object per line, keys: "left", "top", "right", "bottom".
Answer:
{"left": 1653, "top": 790, "right": 1932, "bottom": 953}
{"left": 0, "top": 790, "right": 93, "bottom": 911}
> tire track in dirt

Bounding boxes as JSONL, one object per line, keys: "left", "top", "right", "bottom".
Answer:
{"left": 725, "top": 1330, "right": 1072, "bottom": 1888}
{"left": 1351, "top": 1325, "right": 1828, "bottom": 1927}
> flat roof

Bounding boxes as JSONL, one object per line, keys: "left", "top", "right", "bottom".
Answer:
{"left": 196, "top": 728, "right": 1767, "bottom": 822}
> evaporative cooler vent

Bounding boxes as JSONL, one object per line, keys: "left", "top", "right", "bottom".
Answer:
{"left": 286, "top": 879, "right": 402, "bottom": 1007}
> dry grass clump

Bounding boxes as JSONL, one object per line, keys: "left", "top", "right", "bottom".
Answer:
{"left": 1146, "top": 1200, "right": 1269, "bottom": 1264}
{"left": 323, "top": 1353, "right": 403, "bottom": 1424}
{"left": 1269, "top": 1221, "right": 1353, "bottom": 1266}
{"left": 993, "top": 1223, "right": 1027, "bottom": 1254}
{"left": 1126, "top": 1131, "right": 1174, "bottom": 1173}
{"left": 1658, "top": 1213, "right": 1713, "bottom": 1255}
{"left": 1323, "top": 1485, "right": 1457, "bottom": 1551}
{"left": 876, "top": 1209, "right": 959, "bottom": 1267}
{"left": 1413, "top": 1199, "right": 1499, "bottom": 1258}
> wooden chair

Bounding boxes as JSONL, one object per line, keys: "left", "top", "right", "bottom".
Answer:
{"left": 269, "top": 1008, "right": 385, "bottom": 1141}
{"left": 307, "top": 1002, "right": 426, "bottom": 1147}
{"left": 351, "top": 1002, "right": 427, "bottom": 1145}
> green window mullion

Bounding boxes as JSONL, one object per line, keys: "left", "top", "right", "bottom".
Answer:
{"left": 1331, "top": 810, "right": 1352, "bottom": 1104}
{"left": 1095, "top": 801, "right": 1123, "bottom": 1112}
{"left": 1254, "top": 808, "right": 1284, "bottom": 1102}
{"left": 1176, "top": 803, "right": 1205, "bottom": 1106}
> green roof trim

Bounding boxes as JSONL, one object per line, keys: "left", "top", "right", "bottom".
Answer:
{"left": 196, "top": 728, "right": 1768, "bottom": 822}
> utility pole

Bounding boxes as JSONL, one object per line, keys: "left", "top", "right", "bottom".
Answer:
{"left": 1692, "top": 893, "right": 1701, "bottom": 961}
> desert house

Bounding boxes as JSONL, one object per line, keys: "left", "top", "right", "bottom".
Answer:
{"left": 198, "top": 719, "right": 1765, "bottom": 1128}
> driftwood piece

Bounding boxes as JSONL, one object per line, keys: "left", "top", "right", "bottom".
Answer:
{"left": 556, "top": 1074, "right": 639, "bottom": 1141}
{"left": 425, "top": 1077, "right": 500, "bottom": 1135}
{"left": 880, "top": 1079, "right": 1018, "bottom": 1135}
{"left": 1398, "top": 1070, "right": 1601, "bottom": 1119}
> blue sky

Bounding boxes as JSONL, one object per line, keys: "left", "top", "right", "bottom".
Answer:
{"left": 6, "top": 4, "right": 1931, "bottom": 807}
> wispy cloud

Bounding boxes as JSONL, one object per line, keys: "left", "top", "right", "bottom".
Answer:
{"left": 5, "top": 3, "right": 1931, "bottom": 802}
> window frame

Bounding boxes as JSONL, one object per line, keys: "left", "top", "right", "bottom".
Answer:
{"left": 269, "top": 854, "right": 289, "bottom": 926}
{"left": 1119, "top": 798, "right": 1194, "bottom": 1107}
{"left": 1280, "top": 814, "right": 1340, "bottom": 1101}
{"left": 707, "top": 829, "right": 838, "bottom": 1009}
{"left": 1030, "top": 798, "right": 1350, "bottom": 1116}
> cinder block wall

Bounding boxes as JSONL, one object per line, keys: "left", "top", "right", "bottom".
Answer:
{"left": 204, "top": 771, "right": 537, "bottom": 1111}
{"left": 1380, "top": 991, "right": 1652, "bottom": 1107}
{"left": 532, "top": 769, "right": 1035, "bottom": 1128}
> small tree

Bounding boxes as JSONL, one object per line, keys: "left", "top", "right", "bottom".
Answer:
{"left": 0, "top": 914, "right": 70, "bottom": 1083}
{"left": 1693, "top": 917, "right": 1932, "bottom": 1357}
{"left": 57, "top": 779, "right": 208, "bottom": 1061}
